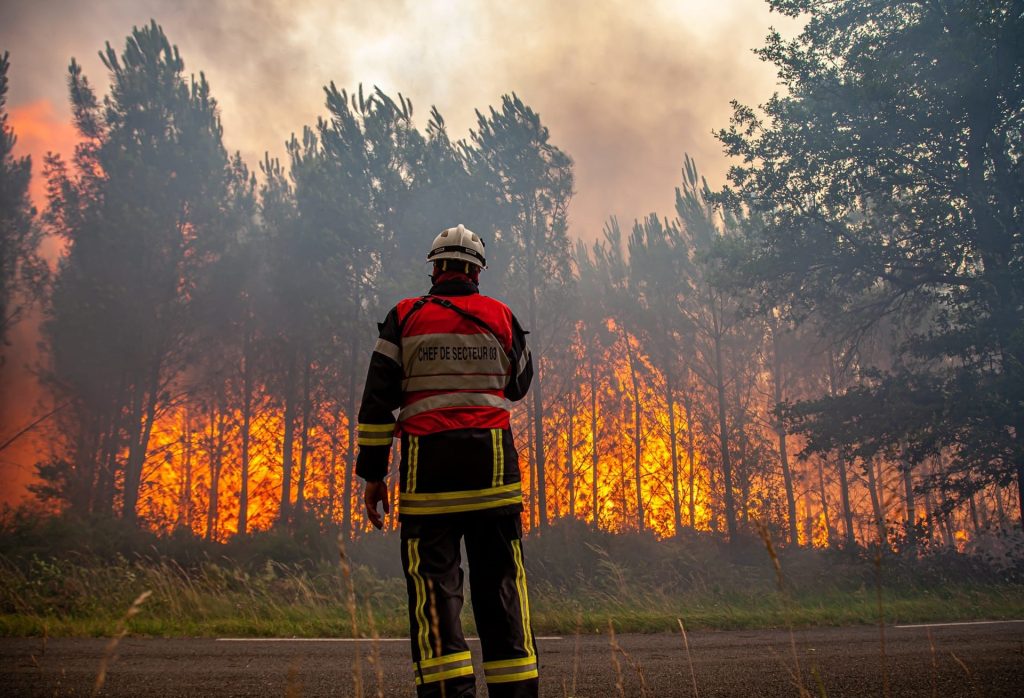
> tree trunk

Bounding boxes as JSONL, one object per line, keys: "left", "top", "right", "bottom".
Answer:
{"left": 816, "top": 456, "right": 833, "bottom": 547}
{"left": 590, "top": 350, "right": 600, "bottom": 528}
{"left": 238, "top": 322, "right": 253, "bottom": 536}
{"left": 922, "top": 459, "right": 936, "bottom": 543}
{"left": 177, "top": 409, "right": 191, "bottom": 530}
{"left": 531, "top": 355, "right": 547, "bottom": 529}
{"left": 994, "top": 484, "right": 1007, "bottom": 528}
{"left": 901, "top": 461, "right": 917, "bottom": 548}
{"left": 682, "top": 374, "right": 697, "bottom": 529}
{"left": 183, "top": 410, "right": 193, "bottom": 530}
{"left": 665, "top": 363, "right": 682, "bottom": 537}
{"left": 123, "top": 360, "right": 161, "bottom": 525}
{"left": 735, "top": 392, "right": 750, "bottom": 527}
{"left": 295, "top": 357, "right": 313, "bottom": 516}
{"left": 525, "top": 207, "right": 547, "bottom": 530}
{"left": 566, "top": 393, "right": 576, "bottom": 520}
{"left": 713, "top": 333, "right": 737, "bottom": 541}
{"left": 343, "top": 331, "right": 359, "bottom": 539}
{"left": 205, "top": 399, "right": 225, "bottom": 542}
{"left": 623, "top": 330, "right": 644, "bottom": 532}
{"left": 828, "top": 353, "right": 856, "bottom": 546}
{"left": 864, "top": 458, "right": 887, "bottom": 548}
{"left": 279, "top": 353, "right": 297, "bottom": 525}
{"left": 328, "top": 405, "right": 342, "bottom": 523}
{"left": 1017, "top": 431, "right": 1024, "bottom": 530}
{"left": 527, "top": 397, "right": 537, "bottom": 530}
{"left": 771, "top": 327, "right": 799, "bottom": 546}
{"left": 205, "top": 402, "right": 216, "bottom": 541}
{"left": 968, "top": 492, "right": 982, "bottom": 535}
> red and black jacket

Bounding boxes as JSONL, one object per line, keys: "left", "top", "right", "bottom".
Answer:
{"left": 355, "top": 275, "right": 533, "bottom": 517}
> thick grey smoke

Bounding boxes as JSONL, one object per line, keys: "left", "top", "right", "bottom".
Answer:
{"left": 0, "top": 0, "right": 793, "bottom": 237}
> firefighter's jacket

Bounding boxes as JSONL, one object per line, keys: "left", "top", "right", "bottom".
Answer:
{"left": 355, "top": 276, "right": 533, "bottom": 518}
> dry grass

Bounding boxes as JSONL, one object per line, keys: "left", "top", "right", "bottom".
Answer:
{"left": 92, "top": 590, "right": 151, "bottom": 696}
{"left": 676, "top": 618, "right": 699, "bottom": 698}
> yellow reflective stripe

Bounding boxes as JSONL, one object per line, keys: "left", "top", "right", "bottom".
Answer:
{"left": 496, "top": 429, "right": 504, "bottom": 486}
{"left": 401, "top": 482, "right": 521, "bottom": 502}
{"left": 357, "top": 437, "right": 392, "bottom": 446}
{"left": 406, "top": 436, "right": 419, "bottom": 494}
{"left": 512, "top": 539, "right": 535, "bottom": 658}
{"left": 486, "top": 668, "right": 539, "bottom": 684}
{"left": 483, "top": 656, "right": 537, "bottom": 670}
{"left": 415, "top": 663, "right": 475, "bottom": 685}
{"left": 400, "top": 482, "right": 522, "bottom": 515}
{"left": 491, "top": 429, "right": 500, "bottom": 487}
{"left": 358, "top": 423, "right": 394, "bottom": 446}
{"left": 407, "top": 540, "right": 431, "bottom": 660}
{"left": 399, "top": 496, "right": 523, "bottom": 516}
{"left": 419, "top": 651, "right": 471, "bottom": 669}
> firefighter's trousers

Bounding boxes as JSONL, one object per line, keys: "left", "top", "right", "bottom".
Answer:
{"left": 400, "top": 512, "right": 539, "bottom": 698}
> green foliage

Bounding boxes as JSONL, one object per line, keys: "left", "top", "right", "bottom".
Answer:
{"left": 0, "top": 50, "right": 45, "bottom": 348}
{"left": 716, "top": 0, "right": 1024, "bottom": 509}
{"left": 42, "top": 20, "right": 234, "bottom": 521}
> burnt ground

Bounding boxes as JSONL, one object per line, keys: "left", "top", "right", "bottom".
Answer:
{"left": 2, "top": 622, "right": 1023, "bottom": 696}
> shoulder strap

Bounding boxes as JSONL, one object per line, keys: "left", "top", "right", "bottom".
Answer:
{"left": 399, "top": 295, "right": 510, "bottom": 360}
{"left": 426, "top": 296, "right": 506, "bottom": 342}
{"left": 397, "top": 296, "right": 431, "bottom": 335}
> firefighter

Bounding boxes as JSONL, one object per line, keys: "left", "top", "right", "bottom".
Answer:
{"left": 355, "top": 224, "right": 537, "bottom": 698}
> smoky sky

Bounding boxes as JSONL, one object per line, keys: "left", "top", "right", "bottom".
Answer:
{"left": 0, "top": 0, "right": 797, "bottom": 238}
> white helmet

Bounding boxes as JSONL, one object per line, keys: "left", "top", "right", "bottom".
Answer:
{"left": 427, "top": 224, "right": 486, "bottom": 269}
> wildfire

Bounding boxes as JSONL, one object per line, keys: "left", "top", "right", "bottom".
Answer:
{"left": 113, "top": 316, "right": 1012, "bottom": 548}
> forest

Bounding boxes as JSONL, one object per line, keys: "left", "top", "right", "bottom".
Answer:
{"left": 1, "top": 0, "right": 1022, "bottom": 561}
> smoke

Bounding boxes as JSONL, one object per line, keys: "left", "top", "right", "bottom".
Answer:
{"left": 0, "top": 0, "right": 794, "bottom": 235}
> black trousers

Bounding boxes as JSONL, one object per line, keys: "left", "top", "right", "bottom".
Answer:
{"left": 400, "top": 512, "right": 539, "bottom": 698}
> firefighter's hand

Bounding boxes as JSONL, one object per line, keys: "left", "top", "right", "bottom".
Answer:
{"left": 364, "top": 480, "right": 389, "bottom": 530}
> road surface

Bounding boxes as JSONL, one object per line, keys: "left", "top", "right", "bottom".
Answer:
{"left": 3, "top": 622, "right": 1023, "bottom": 696}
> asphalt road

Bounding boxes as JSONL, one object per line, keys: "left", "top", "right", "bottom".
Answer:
{"left": 3, "top": 622, "right": 1023, "bottom": 696}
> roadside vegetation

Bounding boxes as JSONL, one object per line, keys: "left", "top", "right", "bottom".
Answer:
{"left": 2, "top": 511, "right": 1021, "bottom": 638}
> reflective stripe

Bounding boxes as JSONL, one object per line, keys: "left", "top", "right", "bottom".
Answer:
{"left": 512, "top": 539, "right": 535, "bottom": 658}
{"left": 373, "top": 338, "right": 401, "bottom": 363}
{"left": 400, "top": 482, "right": 523, "bottom": 515}
{"left": 357, "top": 423, "right": 394, "bottom": 447}
{"left": 415, "top": 651, "right": 474, "bottom": 685}
{"left": 484, "top": 652, "right": 538, "bottom": 684}
{"left": 517, "top": 347, "right": 530, "bottom": 377}
{"left": 407, "top": 540, "right": 431, "bottom": 661}
{"left": 406, "top": 436, "right": 419, "bottom": 494}
{"left": 486, "top": 667, "right": 539, "bottom": 683}
{"left": 484, "top": 655, "right": 538, "bottom": 670}
{"left": 484, "top": 656, "right": 539, "bottom": 683}
{"left": 491, "top": 429, "right": 504, "bottom": 488}
{"left": 399, "top": 392, "right": 510, "bottom": 422}
{"left": 357, "top": 436, "right": 392, "bottom": 446}
{"left": 402, "top": 332, "right": 510, "bottom": 378}
{"left": 402, "top": 373, "right": 508, "bottom": 392}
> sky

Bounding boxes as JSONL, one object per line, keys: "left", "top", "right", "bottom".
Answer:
{"left": 0, "top": 0, "right": 798, "bottom": 502}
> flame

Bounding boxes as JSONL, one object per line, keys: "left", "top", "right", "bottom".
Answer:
{"left": 8, "top": 99, "right": 79, "bottom": 213}
{"left": 7, "top": 308, "right": 1009, "bottom": 547}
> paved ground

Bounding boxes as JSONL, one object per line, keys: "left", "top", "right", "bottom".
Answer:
{"left": 2, "top": 622, "right": 1023, "bottom": 696}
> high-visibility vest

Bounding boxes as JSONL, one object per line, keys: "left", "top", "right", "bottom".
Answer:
{"left": 391, "top": 294, "right": 515, "bottom": 436}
